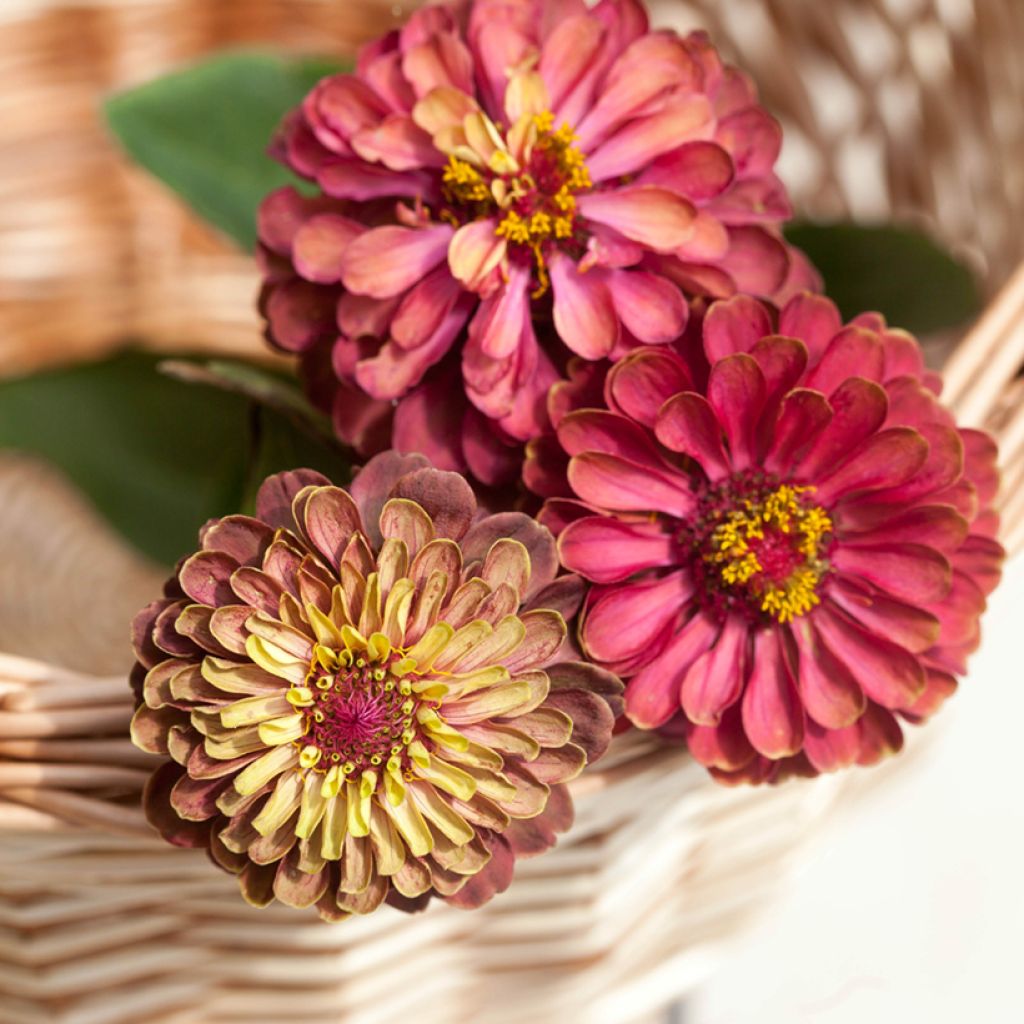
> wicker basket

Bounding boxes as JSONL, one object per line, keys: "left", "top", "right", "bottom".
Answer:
{"left": 1, "top": 2, "right": 1023, "bottom": 1022}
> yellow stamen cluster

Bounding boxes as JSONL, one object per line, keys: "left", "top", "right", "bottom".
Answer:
{"left": 442, "top": 158, "right": 490, "bottom": 205}
{"left": 706, "top": 485, "right": 833, "bottom": 623}
{"left": 442, "top": 110, "right": 592, "bottom": 297}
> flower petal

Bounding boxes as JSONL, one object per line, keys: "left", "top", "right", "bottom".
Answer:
{"left": 578, "top": 187, "right": 696, "bottom": 253}
{"left": 340, "top": 224, "right": 453, "bottom": 299}
{"left": 559, "top": 516, "right": 676, "bottom": 584}
{"left": 550, "top": 255, "right": 619, "bottom": 358}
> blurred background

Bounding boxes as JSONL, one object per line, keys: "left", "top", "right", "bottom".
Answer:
{"left": 0, "top": 1, "right": 1022, "bottom": 1022}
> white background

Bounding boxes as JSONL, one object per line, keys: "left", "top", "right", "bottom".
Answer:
{"left": 691, "top": 556, "right": 1024, "bottom": 1024}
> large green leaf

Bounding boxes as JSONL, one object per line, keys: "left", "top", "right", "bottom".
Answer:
{"left": 104, "top": 52, "right": 345, "bottom": 250}
{"left": 785, "top": 222, "right": 980, "bottom": 335}
{"left": 0, "top": 354, "right": 350, "bottom": 566}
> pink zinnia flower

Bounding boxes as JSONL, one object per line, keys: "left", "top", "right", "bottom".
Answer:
{"left": 548, "top": 294, "right": 1004, "bottom": 783}
{"left": 257, "top": 0, "right": 816, "bottom": 484}
{"left": 130, "top": 452, "right": 621, "bottom": 918}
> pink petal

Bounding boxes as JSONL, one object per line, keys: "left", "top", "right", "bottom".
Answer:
{"left": 340, "top": 224, "right": 453, "bottom": 299}
{"left": 448, "top": 219, "right": 507, "bottom": 293}
{"left": 720, "top": 226, "right": 788, "bottom": 298}
{"left": 791, "top": 614, "right": 866, "bottom": 729}
{"left": 812, "top": 427, "right": 929, "bottom": 505}
{"left": 393, "top": 379, "right": 468, "bottom": 474}
{"left": 559, "top": 516, "right": 677, "bottom": 584}
{"left": 764, "top": 388, "right": 833, "bottom": 475}
{"left": 390, "top": 267, "right": 462, "bottom": 350}
{"left": 583, "top": 570, "right": 690, "bottom": 665}
{"left": 833, "top": 542, "right": 951, "bottom": 605}
{"left": 928, "top": 570, "right": 986, "bottom": 649}
{"left": 579, "top": 223, "right": 645, "bottom": 271}
{"left": 264, "top": 281, "right": 335, "bottom": 352}
{"left": 608, "top": 269, "right": 688, "bottom": 344}
{"left": 706, "top": 353, "right": 766, "bottom": 470}
{"left": 307, "top": 76, "right": 388, "bottom": 148}
{"left": 855, "top": 424, "right": 962, "bottom": 507}
{"left": 805, "top": 327, "right": 885, "bottom": 394}
{"left": 748, "top": 336, "right": 808, "bottom": 414}
{"left": 655, "top": 392, "right": 731, "bottom": 481}
{"left": 331, "top": 381, "right": 393, "bottom": 458}
{"left": 635, "top": 141, "right": 734, "bottom": 201}
{"left": 318, "top": 161, "right": 437, "bottom": 202}
{"left": 355, "top": 295, "right": 471, "bottom": 399}
{"left": 473, "top": 24, "right": 533, "bottom": 118}
{"left": 351, "top": 114, "right": 444, "bottom": 171}
{"left": 255, "top": 470, "right": 331, "bottom": 532}
{"left": 685, "top": 705, "right": 757, "bottom": 770}
{"left": 741, "top": 629, "right": 804, "bottom": 759}
{"left": 468, "top": 263, "right": 531, "bottom": 360}
{"left": 703, "top": 294, "right": 773, "bottom": 362}
{"left": 550, "top": 254, "right": 619, "bottom": 358}
{"left": 579, "top": 187, "right": 696, "bottom": 253}
{"left": 558, "top": 409, "right": 668, "bottom": 469}
{"left": 673, "top": 210, "right": 731, "bottom": 263}
{"left": 336, "top": 293, "right": 400, "bottom": 339}
{"left": 606, "top": 348, "right": 693, "bottom": 428}
{"left": 803, "top": 718, "right": 861, "bottom": 773}
{"left": 401, "top": 33, "right": 475, "bottom": 99}
{"left": 539, "top": 14, "right": 606, "bottom": 113}
{"left": 706, "top": 175, "right": 792, "bottom": 227}
{"left": 855, "top": 703, "right": 904, "bottom": 766}
{"left": 586, "top": 97, "right": 714, "bottom": 181}
{"left": 575, "top": 35, "right": 696, "bottom": 149}
{"left": 625, "top": 611, "right": 720, "bottom": 729}
{"left": 828, "top": 577, "right": 941, "bottom": 654}
{"left": 291, "top": 214, "right": 364, "bottom": 284}
{"left": 839, "top": 504, "right": 968, "bottom": 555}
{"left": 567, "top": 452, "right": 696, "bottom": 517}
{"left": 794, "top": 378, "right": 888, "bottom": 482}
{"left": 813, "top": 605, "right": 926, "bottom": 711}
{"left": 680, "top": 613, "right": 748, "bottom": 726}
{"left": 715, "top": 107, "right": 782, "bottom": 179}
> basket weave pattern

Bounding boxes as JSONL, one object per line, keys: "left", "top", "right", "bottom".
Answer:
{"left": 1, "top": 2, "right": 1023, "bottom": 1022}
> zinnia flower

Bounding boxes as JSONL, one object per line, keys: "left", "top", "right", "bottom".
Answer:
{"left": 257, "top": 0, "right": 817, "bottom": 484}
{"left": 548, "top": 293, "right": 1003, "bottom": 783}
{"left": 130, "top": 452, "right": 620, "bottom": 918}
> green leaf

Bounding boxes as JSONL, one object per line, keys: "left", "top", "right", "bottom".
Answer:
{"left": 784, "top": 222, "right": 980, "bottom": 335}
{"left": 104, "top": 51, "right": 347, "bottom": 250}
{"left": 0, "top": 353, "right": 251, "bottom": 565}
{"left": 0, "top": 353, "right": 351, "bottom": 566}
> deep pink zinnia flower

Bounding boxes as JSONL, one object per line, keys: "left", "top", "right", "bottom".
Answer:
{"left": 547, "top": 293, "right": 1004, "bottom": 784}
{"left": 257, "top": 0, "right": 817, "bottom": 484}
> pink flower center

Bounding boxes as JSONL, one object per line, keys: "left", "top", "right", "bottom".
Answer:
{"left": 298, "top": 653, "right": 421, "bottom": 775}
{"left": 441, "top": 111, "right": 592, "bottom": 296}
{"left": 687, "top": 475, "right": 834, "bottom": 623}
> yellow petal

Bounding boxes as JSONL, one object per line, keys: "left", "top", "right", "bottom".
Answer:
{"left": 410, "top": 783, "right": 475, "bottom": 846}
{"left": 346, "top": 779, "right": 371, "bottom": 837}
{"left": 369, "top": 801, "right": 407, "bottom": 876}
{"left": 257, "top": 714, "right": 305, "bottom": 746}
{"left": 382, "top": 577, "right": 416, "bottom": 645}
{"left": 320, "top": 793, "right": 348, "bottom": 860}
{"left": 404, "top": 622, "right": 455, "bottom": 672}
{"left": 245, "top": 635, "right": 307, "bottom": 683}
{"left": 383, "top": 792, "right": 433, "bottom": 857}
{"left": 415, "top": 756, "right": 477, "bottom": 801}
{"left": 252, "top": 771, "right": 303, "bottom": 836}
{"left": 234, "top": 744, "right": 298, "bottom": 796}
{"left": 504, "top": 70, "right": 550, "bottom": 121}
{"left": 306, "top": 603, "right": 344, "bottom": 648}
{"left": 295, "top": 771, "right": 328, "bottom": 839}
{"left": 220, "top": 693, "right": 292, "bottom": 728}
{"left": 320, "top": 764, "right": 342, "bottom": 799}
{"left": 341, "top": 624, "right": 368, "bottom": 652}
{"left": 366, "top": 632, "right": 391, "bottom": 663}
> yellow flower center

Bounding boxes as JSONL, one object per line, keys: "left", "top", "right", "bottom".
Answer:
{"left": 441, "top": 110, "right": 592, "bottom": 296}
{"left": 701, "top": 484, "right": 834, "bottom": 623}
